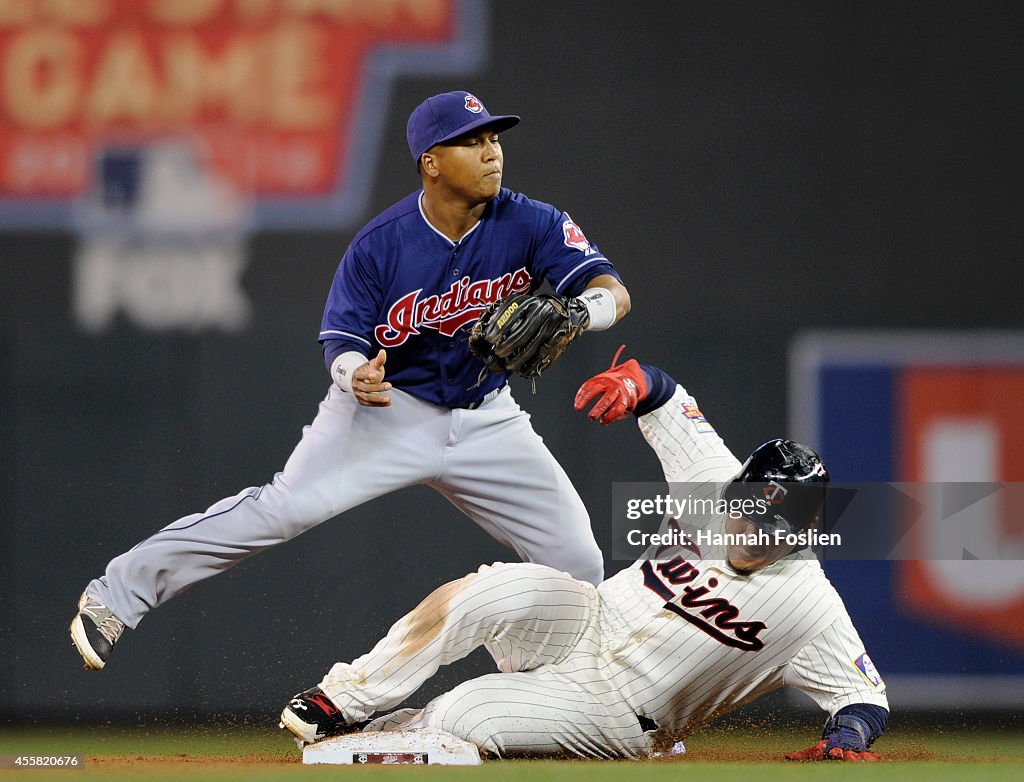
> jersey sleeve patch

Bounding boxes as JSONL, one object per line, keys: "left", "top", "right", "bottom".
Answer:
{"left": 853, "top": 652, "right": 885, "bottom": 688}
{"left": 562, "top": 218, "right": 596, "bottom": 254}
{"left": 681, "top": 397, "right": 715, "bottom": 434}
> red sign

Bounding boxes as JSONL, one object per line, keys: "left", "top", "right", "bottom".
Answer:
{"left": 897, "top": 368, "right": 1024, "bottom": 650}
{"left": 0, "top": 0, "right": 458, "bottom": 198}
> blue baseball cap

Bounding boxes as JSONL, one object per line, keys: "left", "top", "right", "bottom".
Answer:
{"left": 406, "top": 91, "right": 520, "bottom": 162}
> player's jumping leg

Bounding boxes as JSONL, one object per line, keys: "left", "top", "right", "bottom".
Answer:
{"left": 71, "top": 387, "right": 450, "bottom": 669}
{"left": 280, "top": 562, "right": 597, "bottom": 742}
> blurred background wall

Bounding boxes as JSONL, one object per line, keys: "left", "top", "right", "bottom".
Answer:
{"left": 1, "top": 1, "right": 1021, "bottom": 721}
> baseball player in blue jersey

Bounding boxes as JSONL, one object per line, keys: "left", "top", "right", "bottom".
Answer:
{"left": 71, "top": 91, "right": 630, "bottom": 671}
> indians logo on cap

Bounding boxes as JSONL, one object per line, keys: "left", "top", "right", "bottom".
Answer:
{"left": 464, "top": 94, "right": 484, "bottom": 113}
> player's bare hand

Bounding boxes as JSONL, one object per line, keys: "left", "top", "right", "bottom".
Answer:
{"left": 353, "top": 349, "right": 392, "bottom": 407}
{"left": 784, "top": 739, "right": 884, "bottom": 762}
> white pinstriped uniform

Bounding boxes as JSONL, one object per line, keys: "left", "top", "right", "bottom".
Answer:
{"left": 316, "top": 386, "right": 888, "bottom": 758}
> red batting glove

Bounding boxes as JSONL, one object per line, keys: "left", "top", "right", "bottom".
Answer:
{"left": 784, "top": 739, "right": 884, "bottom": 762}
{"left": 573, "top": 345, "right": 648, "bottom": 425}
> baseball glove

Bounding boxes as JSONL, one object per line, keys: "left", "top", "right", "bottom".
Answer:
{"left": 469, "top": 293, "right": 590, "bottom": 386}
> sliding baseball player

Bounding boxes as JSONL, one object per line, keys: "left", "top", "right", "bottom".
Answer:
{"left": 279, "top": 350, "right": 889, "bottom": 761}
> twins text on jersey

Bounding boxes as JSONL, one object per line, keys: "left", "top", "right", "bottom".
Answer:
{"left": 641, "top": 559, "right": 767, "bottom": 651}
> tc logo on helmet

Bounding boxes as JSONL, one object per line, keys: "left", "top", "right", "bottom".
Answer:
{"left": 465, "top": 94, "right": 484, "bottom": 113}
{"left": 763, "top": 481, "right": 788, "bottom": 505}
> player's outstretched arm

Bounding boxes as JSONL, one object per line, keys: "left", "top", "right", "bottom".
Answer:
{"left": 575, "top": 348, "right": 741, "bottom": 484}
{"left": 785, "top": 703, "right": 888, "bottom": 762}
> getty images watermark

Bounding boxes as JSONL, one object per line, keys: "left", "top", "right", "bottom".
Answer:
{"left": 610, "top": 482, "right": 1024, "bottom": 562}
{"left": 623, "top": 492, "right": 840, "bottom": 550}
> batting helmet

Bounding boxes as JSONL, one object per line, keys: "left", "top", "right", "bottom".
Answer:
{"left": 722, "top": 439, "right": 830, "bottom": 535}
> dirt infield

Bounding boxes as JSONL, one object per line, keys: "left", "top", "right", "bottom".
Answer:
{"left": 1, "top": 723, "right": 1020, "bottom": 781}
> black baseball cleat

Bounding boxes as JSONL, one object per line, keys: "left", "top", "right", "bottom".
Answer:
{"left": 70, "top": 593, "right": 126, "bottom": 670}
{"left": 279, "top": 687, "right": 350, "bottom": 745}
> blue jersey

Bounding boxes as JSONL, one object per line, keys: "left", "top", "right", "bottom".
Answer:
{"left": 320, "top": 187, "right": 620, "bottom": 407}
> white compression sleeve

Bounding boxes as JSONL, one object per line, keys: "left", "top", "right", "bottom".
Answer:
{"left": 576, "top": 287, "right": 617, "bottom": 331}
{"left": 330, "top": 351, "right": 368, "bottom": 393}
